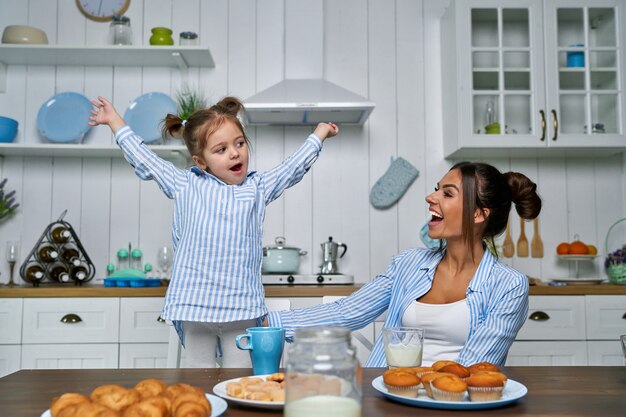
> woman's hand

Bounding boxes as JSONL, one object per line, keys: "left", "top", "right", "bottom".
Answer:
{"left": 89, "top": 96, "right": 125, "bottom": 133}
{"left": 314, "top": 122, "right": 339, "bottom": 141}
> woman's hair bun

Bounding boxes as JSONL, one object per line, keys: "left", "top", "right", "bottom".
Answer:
{"left": 504, "top": 172, "right": 541, "bottom": 220}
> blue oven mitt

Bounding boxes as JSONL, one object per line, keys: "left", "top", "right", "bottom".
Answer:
{"left": 369, "top": 157, "right": 419, "bottom": 209}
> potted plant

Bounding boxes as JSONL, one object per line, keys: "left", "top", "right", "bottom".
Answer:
{"left": 176, "top": 86, "right": 207, "bottom": 122}
{"left": 0, "top": 178, "right": 19, "bottom": 222}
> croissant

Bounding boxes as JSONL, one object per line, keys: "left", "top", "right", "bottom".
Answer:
{"left": 164, "top": 383, "right": 204, "bottom": 400}
{"left": 122, "top": 401, "right": 166, "bottom": 417}
{"left": 57, "top": 402, "right": 121, "bottom": 417}
{"left": 50, "top": 393, "right": 90, "bottom": 417}
{"left": 171, "top": 392, "right": 211, "bottom": 415}
{"left": 134, "top": 379, "right": 167, "bottom": 399}
{"left": 172, "top": 401, "right": 210, "bottom": 417}
{"left": 90, "top": 384, "right": 141, "bottom": 411}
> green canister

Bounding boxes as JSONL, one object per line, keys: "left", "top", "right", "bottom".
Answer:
{"left": 150, "top": 27, "right": 174, "bottom": 45}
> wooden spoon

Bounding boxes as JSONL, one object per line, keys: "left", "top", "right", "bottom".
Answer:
{"left": 517, "top": 217, "right": 529, "bottom": 257}
{"left": 531, "top": 217, "right": 544, "bottom": 258}
{"left": 502, "top": 218, "right": 515, "bottom": 258}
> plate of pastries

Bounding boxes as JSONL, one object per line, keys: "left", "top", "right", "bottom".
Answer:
{"left": 43, "top": 379, "right": 227, "bottom": 417}
{"left": 212, "top": 372, "right": 285, "bottom": 410}
{"left": 372, "top": 360, "right": 528, "bottom": 410}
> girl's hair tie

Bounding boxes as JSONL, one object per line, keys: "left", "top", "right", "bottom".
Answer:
{"left": 182, "top": 119, "right": 187, "bottom": 127}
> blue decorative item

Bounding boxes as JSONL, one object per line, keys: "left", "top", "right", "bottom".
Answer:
{"left": 37, "top": 92, "right": 93, "bottom": 143}
{"left": 567, "top": 44, "right": 585, "bottom": 68}
{"left": 0, "top": 116, "right": 18, "bottom": 143}
{"left": 369, "top": 157, "right": 419, "bottom": 209}
{"left": 124, "top": 92, "right": 177, "bottom": 143}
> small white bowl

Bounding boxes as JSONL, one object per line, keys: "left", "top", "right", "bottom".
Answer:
{"left": 2, "top": 25, "right": 48, "bottom": 44}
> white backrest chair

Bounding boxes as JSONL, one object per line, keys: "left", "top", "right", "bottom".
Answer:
{"left": 166, "top": 298, "right": 292, "bottom": 368}
{"left": 322, "top": 296, "right": 375, "bottom": 366}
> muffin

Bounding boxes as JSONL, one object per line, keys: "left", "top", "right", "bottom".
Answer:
{"left": 409, "top": 366, "right": 434, "bottom": 378}
{"left": 468, "top": 361, "right": 500, "bottom": 374}
{"left": 471, "top": 370, "right": 508, "bottom": 387}
{"left": 382, "top": 369, "right": 421, "bottom": 398}
{"left": 431, "top": 360, "right": 458, "bottom": 372}
{"left": 431, "top": 375, "right": 468, "bottom": 402}
{"left": 466, "top": 374, "right": 505, "bottom": 402}
{"left": 438, "top": 363, "right": 470, "bottom": 379}
{"left": 421, "top": 372, "right": 455, "bottom": 398}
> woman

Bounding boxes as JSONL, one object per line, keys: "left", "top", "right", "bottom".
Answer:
{"left": 266, "top": 162, "right": 541, "bottom": 366}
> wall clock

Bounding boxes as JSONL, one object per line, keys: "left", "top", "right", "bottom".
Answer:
{"left": 76, "top": 0, "right": 130, "bottom": 22}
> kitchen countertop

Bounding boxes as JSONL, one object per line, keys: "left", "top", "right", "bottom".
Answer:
{"left": 1, "top": 367, "right": 624, "bottom": 417}
{"left": 1, "top": 283, "right": 626, "bottom": 297}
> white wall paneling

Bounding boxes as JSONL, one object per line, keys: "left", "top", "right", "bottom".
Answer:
{"left": 1, "top": 0, "right": 625, "bottom": 286}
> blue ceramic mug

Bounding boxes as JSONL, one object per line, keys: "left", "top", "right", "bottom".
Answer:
{"left": 235, "top": 327, "right": 285, "bottom": 375}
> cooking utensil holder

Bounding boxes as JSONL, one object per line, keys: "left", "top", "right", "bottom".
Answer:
{"left": 605, "top": 218, "right": 626, "bottom": 284}
{"left": 19, "top": 210, "right": 95, "bottom": 286}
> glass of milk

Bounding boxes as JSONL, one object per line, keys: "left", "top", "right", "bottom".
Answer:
{"left": 382, "top": 327, "right": 424, "bottom": 368}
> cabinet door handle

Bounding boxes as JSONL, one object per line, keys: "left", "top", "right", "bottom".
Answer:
{"left": 539, "top": 110, "right": 546, "bottom": 141}
{"left": 529, "top": 311, "right": 550, "bottom": 321}
{"left": 60, "top": 313, "right": 83, "bottom": 324}
{"left": 157, "top": 315, "right": 165, "bottom": 323}
{"left": 622, "top": 313, "right": 626, "bottom": 320}
{"left": 551, "top": 109, "right": 558, "bottom": 141}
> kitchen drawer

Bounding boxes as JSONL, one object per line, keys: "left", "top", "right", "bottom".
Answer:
{"left": 119, "top": 298, "right": 168, "bottom": 343}
{"left": 506, "top": 341, "right": 588, "bottom": 366}
{"left": 0, "top": 345, "right": 21, "bottom": 377}
{"left": 587, "top": 341, "right": 624, "bottom": 366}
{"left": 119, "top": 343, "right": 168, "bottom": 368}
{"left": 22, "top": 298, "right": 120, "bottom": 344}
{"left": 516, "top": 296, "right": 586, "bottom": 340}
{"left": 0, "top": 298, "right": 22, "bottom": 344}
{"left": 585, "top": 295, "right": 626, "bottom": 340}
{"left": 21, "top": 343, "right": 118, "bottom": 369}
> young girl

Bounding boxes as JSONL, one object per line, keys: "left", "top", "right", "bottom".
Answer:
{"left": 89, "top": 95, "right": 338, "bottom": 367}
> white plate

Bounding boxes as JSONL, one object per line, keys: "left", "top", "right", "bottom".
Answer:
{"left": 551, "top": 278, "right": 605, "bottom": 285}
{"left": 124, "top": 92, "right": 177, "bottom": 144}
{"left": 212, "top": 374, "right": 284, "bottom": 410}
{"left": 41, "top": 393, "right": 227, "bottom": 417}
{"left": 372, "top": 376, "right": 527, "bottom": 410}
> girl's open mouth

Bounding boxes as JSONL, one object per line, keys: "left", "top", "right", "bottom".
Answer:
{"left": 230, "top": 163, "right": 243, "bottom": 172}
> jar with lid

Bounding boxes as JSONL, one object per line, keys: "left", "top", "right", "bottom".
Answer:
{"left": 149, "top": 27, "right": 174, "bottom": 45}
{"left": 130, "top": 248, "right": 143, "bottom": 271}
{"left": 109, "top": 15, "right": 132, "bottom": 45}
{"left": 179, "top": 31, "right": 198, "bottom": 46}
{"left": 284, "top": 327, "right": 361, "bottom": 417}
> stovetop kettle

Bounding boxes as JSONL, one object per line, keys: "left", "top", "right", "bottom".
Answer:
{"left": 320, "top": 236, "right": 347, "bottom": 274}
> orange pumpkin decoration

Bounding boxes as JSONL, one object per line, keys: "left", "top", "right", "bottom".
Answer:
{"left": 569, "top": 240, "right": 589, "bottom": 255}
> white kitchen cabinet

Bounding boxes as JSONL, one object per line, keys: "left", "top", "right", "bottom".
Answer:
{"left": 516, "top": 295, "right": 586, "bottom": 340}
{"left": 0, "top": 345, "right": 21, "bottom": 377}
{"left": 0, "top": 298, "right": 22, "bottom": 344}
{"left": 587, "top": 341, "right": 624, "bottom": 365}
{"left": 119, "top": 298, "right": 169, "bottom": 343}
{"left": 22, "top": 298, "right": 120, "bottom": 344}
{"left": 585, "top": 295, "right": 626, "bottom": 339}
{"left": 119, "top": 343, "right": 169, "bottom": 368}
{"left": 441, "top": 0, "right": 626, "bottom": 159}
{"left": 506, "top": 341, "right": 588, "bottom": 365}
{"left": 21, "top": 343, "right": 118, "bottom": 369}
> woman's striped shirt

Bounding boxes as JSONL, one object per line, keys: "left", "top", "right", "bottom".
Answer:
{"left": 115, "top": 126, "right": 323, "bottom": 333}
{"left": 268, "top": 247, "right": 529, "bottom": 367}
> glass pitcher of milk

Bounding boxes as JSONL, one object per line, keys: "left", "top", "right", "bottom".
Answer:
{"left": 284, "top": 327, "right": 362, "bottom": 417}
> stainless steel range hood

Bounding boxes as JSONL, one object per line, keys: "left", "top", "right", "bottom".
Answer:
{"left": 243, "top": 79, "right": 375, "bottom": 126}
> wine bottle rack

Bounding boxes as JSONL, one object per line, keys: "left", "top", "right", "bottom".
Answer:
{"left": 18, "top": 210, "right": 96, "bottom": 287}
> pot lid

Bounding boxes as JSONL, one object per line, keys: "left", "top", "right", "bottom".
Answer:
{"left": 266, "top": 236, "right": 299, "bottom": 250}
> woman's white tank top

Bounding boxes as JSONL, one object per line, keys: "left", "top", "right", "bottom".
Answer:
{"left": 402, "top": 299, "right": 470, "bottom": 366}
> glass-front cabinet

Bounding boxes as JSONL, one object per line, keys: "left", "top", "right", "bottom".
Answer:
{"left": 441, "top": 0, "right": 626, "bottom": 158}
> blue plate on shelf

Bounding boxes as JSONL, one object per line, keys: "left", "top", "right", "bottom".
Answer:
{"left": 37, "top": 92, "right": 92, "bottom": 143}
{"left": 124, "top": 92, "right": 177, "bottom": 144}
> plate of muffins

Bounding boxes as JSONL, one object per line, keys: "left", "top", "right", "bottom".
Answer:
{"left": 372, "top": 360, "right": 527, "bottom": 410}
